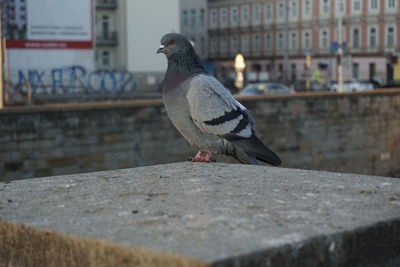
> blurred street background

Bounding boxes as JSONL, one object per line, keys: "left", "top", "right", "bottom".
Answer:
{"left": 1, "top": 0, "right": 400, "bottom": 104}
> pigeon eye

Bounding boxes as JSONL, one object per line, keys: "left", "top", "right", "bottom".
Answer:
{"left": 169, "top": 40, "right": 176, "bottom": 45}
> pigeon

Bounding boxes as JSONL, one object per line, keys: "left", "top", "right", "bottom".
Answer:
{"left": 157, "top": 33, "right": 281, "bottom": 166}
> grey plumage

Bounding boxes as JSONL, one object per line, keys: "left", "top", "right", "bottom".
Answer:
{"left": 157, "top": 33, "right": 281, "bottom": 166}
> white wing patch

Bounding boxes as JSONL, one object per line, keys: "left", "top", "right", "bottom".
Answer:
{"left": 205, "top": 114, "right": 243, "bottom": 136}
{"left": 234, "top": 124, "right": 252, "bottom": 138}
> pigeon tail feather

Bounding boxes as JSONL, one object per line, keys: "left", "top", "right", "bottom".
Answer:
{"left": 223, "top": 133, "right": 281, "bottom": 166}
{"left": 222, "top": 140, "right": 260, "bottom": 165}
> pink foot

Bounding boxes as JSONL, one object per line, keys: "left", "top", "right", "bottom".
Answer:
{"left": 188, "top": 151, "right": 215, "bottom": 163}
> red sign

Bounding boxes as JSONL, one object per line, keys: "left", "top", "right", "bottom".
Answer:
{"left": 6, "top": 40, "right": 93, "bottom": 49}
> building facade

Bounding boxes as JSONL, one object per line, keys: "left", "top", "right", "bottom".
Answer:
{"left": 180, "top": 0, "right": 209, "bottom": 60}
{"left": 1, "top": 0, "right": 27, "bottom": 40}
{"left": 95, "top": 0, "right": 127, "bottom": 71}
{"left": 208, "top": 0, "right": 400, "bottom": 88}
{"left": 94, "top": 0, "right": 180, "bottom": 73}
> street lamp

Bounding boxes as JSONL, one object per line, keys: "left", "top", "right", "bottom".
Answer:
{"left": 234, "top": 53, "right": 246, "bottom": 89}
{"left": 337, "top": 12, "right": 344, "bottom": 93}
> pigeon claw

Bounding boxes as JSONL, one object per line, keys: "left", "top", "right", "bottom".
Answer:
{"left": 188, "top": 151, "right": 215, "bottom": 163}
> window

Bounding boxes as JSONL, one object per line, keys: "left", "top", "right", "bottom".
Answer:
{"left": 278, "top": 33, "right": 284, "bottom": 51}
{"left": 369, "top": 0, "right": 378, "bottom": 11}
{"left": 388, "top": 0, "right": 396, "bottom": 9}
{"left": 278, "top": 64, "right": 284, "bottom": 74}
{"left": 210, "top": 37, "right": 218, "bottom": 54}
{"left": 290, "top": 32, "right": 297, "bottom": 50}
{"left": 252, "top": 34, "right": 260, "bottom": 53}
{"left": 278, "top": 2, "right": 285, "bottom": 19}
{"left": 241, "top": 34, "right": 249, "bottom": 52}
{"left": 353, "top": 28, "right": 360, "bottom": 48}
{"left": 231, "top": 36, "right": 238, "bottom": 53}
{"left": 369, "top": 27, "right": 378, "bottom": 48}
{"left": 241, "top": 6, "right": 249, "bottom": 25}
{"left": 304, "top": 31, "right": 311, "bottom": 49}
{"left": 369, "top": 63, "right": 376, "bottom": 79}
{"left": 191, "top": 9, "right": 196, "bottom": 28}
{"left": 320, "top": 29, "right": 329, "bottom": 48}
{"left": 102, "top": 51, "right": 110, "bottom": 66}
{"left": 353, "top": 63, "right": 359, "bottom": 80}
{"left": 253, "top": 4, "right": 261, "bottom": 23}
{"left": 265, "top": 3, "right": 272, "bottom": 21}
{"left": 353, "top": 0, "right": 361, "bottom": 13}
{"left": 182, "top": 10, "right": 188, "bottom": 27}
{"left": 210, "top": 9, "right": 217, "bottom": 28}
{"left": 337, "top": 0, "right": 345, "bottom": 13}
{"left": 291, "top": 64, "right": 297, "bottom": 81}
{"left": 199, "top": 9, "right": 205, "bottom": 26}
{"left": 231, "top": 7, "right": 238, "bottom": 26}
{"left": 387, "top": 26, "right": 395, "bottom": 47}
{"left": 220, "top": 37, "right": 227, "bottom": 53}
{"left": 220, "top": 8, "right": 227, "bottom": 27}
{"left": 265, "top": 33, "right": 272, "bottom": 52}
{"left": 291, "top": 1, "right": 297, "bottom": 16}
{"left": 101, "top": 15, "right": 109, "bottom": 39}
{"left": 321, "top": 0, "right": 329, "bottom": 15}
{"left": 304, "top": 0, "right": 311, "bottom": 17}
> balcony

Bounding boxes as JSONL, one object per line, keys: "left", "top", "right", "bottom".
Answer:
{"left": 96, "top": 0, "right": 117, "bottom": 9}
{"left": 96, "top": 31, "right": 118, "bottom": 46}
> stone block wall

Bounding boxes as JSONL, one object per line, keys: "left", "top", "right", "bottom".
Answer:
{"left": 1, "top": 90, "right": 400, "bottom": 181}
{"left": 0, "top": 102, "right": 194, "bottom": 181}
{"left": 244, "top": 91, "right": 400, "bottom": 177}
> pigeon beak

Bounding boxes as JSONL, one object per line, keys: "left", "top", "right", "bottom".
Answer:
{"left": 157, "top": 45, "right": 165, "bottom": 54}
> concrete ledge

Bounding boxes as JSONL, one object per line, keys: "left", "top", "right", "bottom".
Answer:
{"left": 1, "top": 163, "right": 400, "bottom": 266}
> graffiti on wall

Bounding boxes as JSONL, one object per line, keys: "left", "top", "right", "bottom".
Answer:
{"left": 8, "top": 65, "right": 137, "bottom": 97}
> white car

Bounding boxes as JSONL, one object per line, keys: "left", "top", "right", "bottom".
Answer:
{"left": 330, "top": 81, "right": 374, "bottom": 92}
{"left": 237, "top": 83, "right": 296, "bottom": 96}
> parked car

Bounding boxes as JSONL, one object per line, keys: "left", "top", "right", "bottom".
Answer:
{"left": 382, "top": 81, "right": 400, "bottom": 89}
{"left": 237, "top": 82, "right": 296, "bottom": 96}
{"left": 330, "top": 80, "right": 374, "bottom": 92}
{"left": 360, "top": 80, "right": 381, "bottom": 89}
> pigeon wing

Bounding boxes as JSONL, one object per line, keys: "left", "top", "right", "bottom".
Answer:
{"left": 187, "top": 74, "right": 253, "bottom": 139}
{"left": 186, "top": 74, "right": 281, "bottom": 166}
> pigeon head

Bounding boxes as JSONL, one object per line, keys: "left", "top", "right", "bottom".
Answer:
{"left": 157, "top": 33, "right": 207, "bottom": 75}
{"left": 157, "top": 33, "right": 194, "bottom": 58}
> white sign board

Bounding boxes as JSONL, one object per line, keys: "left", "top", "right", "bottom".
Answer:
{"left": 5, "top": 0, "right": 93, "bottom": 49}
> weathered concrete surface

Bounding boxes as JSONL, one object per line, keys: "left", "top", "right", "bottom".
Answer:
{"left": 1, "top": 162, "right": 400, "bottom": 266}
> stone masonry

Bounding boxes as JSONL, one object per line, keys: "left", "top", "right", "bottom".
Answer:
{"left": 0, "top": 89, "right": 400, "bottom": 181}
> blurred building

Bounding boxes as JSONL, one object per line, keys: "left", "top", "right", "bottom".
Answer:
{"left": 2, "top": 0, "right": 27, "bottom": 40}
{"left": 94, "top": 0, "right": 180, "bottom": 73}
{"left": 95, "top": 0, "right": 126, "bottom": 71}
{"left": 4, "top": 0, "right": 95, "bottom": 71}
{"left": 180, "top": 0, "right": 208, "bottom": 60}
{"left": 207, "top": 0, "right": 400, "bottom": 87}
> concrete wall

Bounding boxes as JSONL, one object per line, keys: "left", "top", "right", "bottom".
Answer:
{"left": 1, "top": 90, "right": 400, "bottom": 181}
